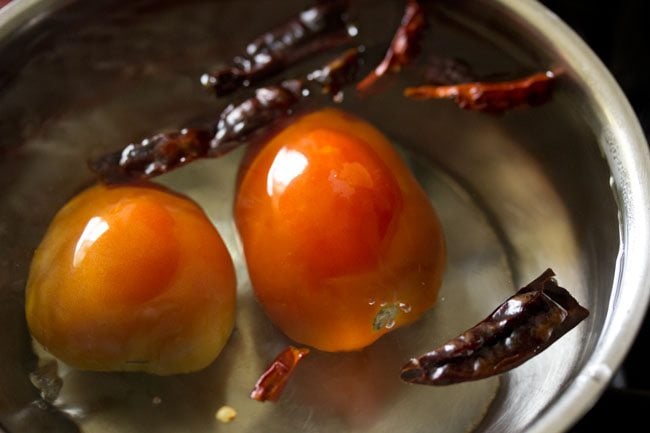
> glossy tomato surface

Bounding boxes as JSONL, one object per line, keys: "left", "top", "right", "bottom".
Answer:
{"left": 25, "top": 183, "right": 236, "bottom": 375}
{"left": 235, "top": 109, "right": 446, "bottom": 351}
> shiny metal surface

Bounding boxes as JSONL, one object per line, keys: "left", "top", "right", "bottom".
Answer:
{"left": 1, "top": 1, "right": 648, "bottom": 433}
{"left": 485, "top": 1, "right": 650, "bottom": 432}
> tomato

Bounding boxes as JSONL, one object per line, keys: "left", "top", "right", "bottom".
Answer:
{"left": 25, "top": 183, "right": 236, "bottom": 375}
{"left": 235, "top": 109, "right": 446, "bottom": 351}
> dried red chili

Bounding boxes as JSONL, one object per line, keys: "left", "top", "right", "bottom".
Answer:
{"left": 201, "top": 0, "right": 352, "bottom": 97}
{"left": 400, "top": 269, "right": 589, "bottom": 386}
{"left": 307, "top": 47, "right": 360, "bottom": 97}
{"left": 250, "top": 346, "right": 310, "bottom": 402}
{"left": 404, "top": 70, "right": 557, "bottom": 113}
{"left": 356, "top": 0, "right": 426, "bottom": 92}
{"left": 90, "top": 48, "right": 360, "bottom": 183}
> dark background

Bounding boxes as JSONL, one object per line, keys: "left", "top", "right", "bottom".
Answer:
{"left": 541, "top": 0, "right": 650, "bottom": 430}
{"left": 541, "top": 0, "right": 649, "bottom": 136}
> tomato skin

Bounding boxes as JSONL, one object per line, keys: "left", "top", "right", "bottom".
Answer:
{"left": 236, "top": 109, "right": 446, "bottom": 351}
{"left": 25, "top": 183, "right": 236, "bottom": 375}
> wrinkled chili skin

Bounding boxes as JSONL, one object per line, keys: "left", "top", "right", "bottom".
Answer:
{"left": 89, "top": 82, "right": 301, "bottom": 184}
{"left": 251, "top": 346, "right": 310, "bottom": 402}
{"left": 404, "top": 70, "right": 557, "bottom": 114}
{"left": 356, "top": 0, "right": 426, "bottom": 92}
{"left": 89, "top": 128, "right": 213, "bottom": 184}
{"left": 90, "top": 49, "right": 360, "bottom": 184}
{"left": 201, "top": 0, "right": 351, "bottom": 97}
{"left": 401, "top": 269, "right": 589, "bottom": 386}
{"left": 209, "top": 80, "right": 303, "bottom": 155}
{"left": 307, "top": 48, "right": 360, "bottom": 96}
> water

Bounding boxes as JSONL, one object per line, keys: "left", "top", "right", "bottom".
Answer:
{"left": 29, "top": 361, "right": 63, "bottom": 404}
{"left": 0, "top": 1, "right": 611, "bottom": 432}
{"left": 23, "top": 144, "right": 513, "bottom": 433}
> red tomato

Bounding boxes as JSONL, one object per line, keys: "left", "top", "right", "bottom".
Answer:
{"left": 25, "top": 183, "right": 236, "bottom": 375}
{"left": 235, "top": 109, "right": 446, "bottom": 351}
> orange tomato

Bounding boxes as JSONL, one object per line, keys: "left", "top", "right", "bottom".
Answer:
{"left": 25, "top": 183, "right": 236, "bottom": 375}
{"left": 235, "top": 109, "right": 445, "bottom": 351}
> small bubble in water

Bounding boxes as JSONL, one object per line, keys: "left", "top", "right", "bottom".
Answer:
{"left": 373, "top": 304, "right": 397, "bottom": 330}
{"left": 152, "top": 396, "right": 162, "bottom": 405}
{"left": 398, "top": 302, "right": 412, "bottom": 313}
{"left": 29, "top": 360, "right": 62, "bottom": 403}
{"left": 368, "top": 298, "right": 376, "bottom": 306}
